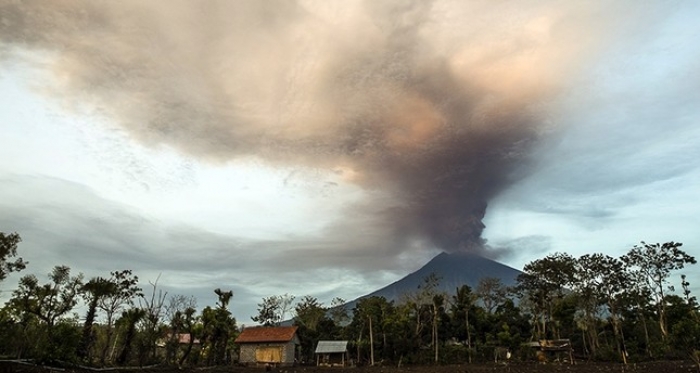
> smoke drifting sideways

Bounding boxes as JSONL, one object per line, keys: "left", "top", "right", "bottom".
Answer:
{"left": 0, "top": 0, "right": 622, "bottom": 257}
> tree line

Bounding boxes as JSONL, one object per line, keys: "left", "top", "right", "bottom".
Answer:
{"left": 1, "top": 231, "right": 698, "bottom": 367}
{"left": 0, "top": 232, "right": 236, "bottom": 366}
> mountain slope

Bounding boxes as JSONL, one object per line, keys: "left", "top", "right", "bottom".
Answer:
{"left": 345, "top": 251, "right": 522, "bottom": 310}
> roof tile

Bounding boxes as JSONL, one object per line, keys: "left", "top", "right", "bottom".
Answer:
{"left": 235, "top": 326, "right": 298, "bottom": 343}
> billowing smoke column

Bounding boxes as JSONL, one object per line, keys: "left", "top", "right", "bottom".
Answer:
{"left": 0, "top": 0, "right": 606, "bottom": 254}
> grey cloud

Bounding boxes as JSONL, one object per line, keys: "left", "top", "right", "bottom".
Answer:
{"left": 0, "top": 0, "right": 656, "bottom": 256}
{"left": 0, "top": 175, "right": 412, "bottom": 318}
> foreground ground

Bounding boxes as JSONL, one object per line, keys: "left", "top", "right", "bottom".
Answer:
{"left": 2, "top": 361, "right": 699, "bottom": 373}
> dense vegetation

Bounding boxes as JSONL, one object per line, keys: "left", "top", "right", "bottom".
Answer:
{"left": 1, "top": 231, "right": 698, "bottom": 368}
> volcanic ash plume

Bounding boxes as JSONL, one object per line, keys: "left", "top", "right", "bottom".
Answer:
{"left": 0, "top": 0, "right": 613, "bottom": 254}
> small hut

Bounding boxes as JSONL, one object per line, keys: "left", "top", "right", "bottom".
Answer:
{"left": 235, "top": 326, "right": 299, "bottom": 367}
{"left": 526, "top": 339, "right": 574, "bottom": 363}
{"left": 315, "top": 340, "right": 349, "bottom": 367}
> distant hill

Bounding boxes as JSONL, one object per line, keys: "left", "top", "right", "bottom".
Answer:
{"left": 343, "top": 251, "right": 522, "bottom": 311}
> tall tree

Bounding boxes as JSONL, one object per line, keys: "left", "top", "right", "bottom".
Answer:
{"left": 201, "top": 288, "right": 235, "bottom": 365}
{"left": 252, "top": 294, "right": 295, "bottom": 326}
{"left": 164, "top": 294, "right": 197, "bottom": 365}
{"left": 450, "top": 285, "right": 477, "bottom": 363}
{"left": 623, "top": 241, "right": 696, "bottom": 341}
{"left": 78, "top": 276, "right": 116, "bottom": 362}
{"left": 400, "top": 273, "right": 443, "bottom": 363}
{"left": 97, "top": 270, "right": 141, "bottom": 365}
{"left": 589, "top": 254, "right": 630, "bottom": 362}
{"left": 9, "top": 265, "right": 83, "bottom": 361}
{"left": 137, "top": 275, "right": 167, "bottom": 365}
{"left": 516, "top": 253, "right": 576, "bottom": 340}
{"left": 295, "top": 295, "right": 326, "bottom": 332}
{"left": 0, "top": 231, "right": 27, "bottom": 283}
{"left": 351, "top": 296, "right": 395, "bottom": 365}
{"left": 177, "top": 306, "right": 198, "bottom": 367}
{"left": 476, "top": 277, "right": 507, "bottom": 314}
{"left": 116, "top": 307, "right": 146, "bottom": 365}
{"left": 329, "top": 297, "right": 350, "bottom": 328}
{"left": 571, "top": 254, "right": 602, "bottom": 358}
{"left": 10, "top": 265, "right": 83, "bottom": 338}
{"left": 294, "top": 295, "right": 328, "bottom": 362}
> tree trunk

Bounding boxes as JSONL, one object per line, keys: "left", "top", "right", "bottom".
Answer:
{"left": 78, "top": 297, "right": 99, "bottom": 361}
{"left": 637, "top": 303, "right": 652, "bottom": 358}
{"left": 433, "top": 305, "right": 438, "bottom": 363}
{"left": 179, "top": 332, "right": 195, "bottom": 367}
{"left": 100, "top": 314, "right": 116, "bottom": 366}
{"left": 357, "top": 324, "right": 363, "bottom": 365}
{"left": 369, "top": 316, "right": 374, "bottom": 366}
{"left": 465, "top": 308, "right": 472, "bottom": 364}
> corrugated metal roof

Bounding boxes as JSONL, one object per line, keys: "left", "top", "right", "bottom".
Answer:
{"left": 315, "top": 340, "right": 348, "bottom": 354}
{"left": 235, "top": 326, "right": 298, "bottom": 343}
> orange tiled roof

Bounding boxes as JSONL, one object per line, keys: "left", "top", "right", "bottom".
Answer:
{"left": 235, "top": 326, "right": 298, "bottom": 343}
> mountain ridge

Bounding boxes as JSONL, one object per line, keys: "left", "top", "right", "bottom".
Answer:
{"left": 343, "top": 251, "right": 522, "bottom": 311}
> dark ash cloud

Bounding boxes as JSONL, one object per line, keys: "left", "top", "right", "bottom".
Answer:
{"left": 0, "top": 0, "right": 667, "bottom": 257}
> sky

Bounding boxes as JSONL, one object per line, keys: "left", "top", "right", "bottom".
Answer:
{"left": 1, "top": 0, "right": 699, "bottom": 323}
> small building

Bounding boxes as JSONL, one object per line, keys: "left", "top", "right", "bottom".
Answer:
{"left": 155, "top": 333, "right": 201, "bottom": 361}
{"left": 235, "top": 326, "right": 299, "bottom": 367}
{"left": 157, "top": 333, "right": 200, "bottom": 347}
{"left": 526, "top": 339, "right": 574, "bottom": 363}
{"left": 315, "top": 340, "right": 349, "bottom": 367}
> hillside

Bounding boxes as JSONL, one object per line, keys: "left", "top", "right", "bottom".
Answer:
{"left": 343, "top": 251, "right": 522, "bottom": 311}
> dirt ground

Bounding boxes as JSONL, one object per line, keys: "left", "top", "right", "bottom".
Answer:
{"left": 2, "top": 361, "right": 699, "bottom": 373}
{"left": 254, "top": 361, "right": 698, "bottom": 373}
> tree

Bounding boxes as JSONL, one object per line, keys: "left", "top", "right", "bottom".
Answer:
{"left": 571, "top": 254, "right": 602, "bottom": 358}
{"left": 350, "top": 296, "right": 395, "bottom": 365}
{"left": 669, "top": 275, "right": 700, "bottom": 370}
{"left": 623, "top": 241, "right": 696, "bottom": 341}
{"left": 116, "top": 307, "right": 146, "bottom": 365}
{"left": 294, "top": 295, "right": 328, "bottom": 362}
{"left": 400, "top": 273, "right": 443, "bottom": 363}
{"left": 681, "top": 274, "right": 697, "bottom": 307}
{"left": 329, "top": 297, "right": 350, "bottom": 327}
{"left": 177, "top": 306, "right": 198, "bottom": 367}
{"left": 200, "top": 288, "right": 236, "bottom": 365}
{"left": 0, "top": 231, "right": 27, "bottom": 283}
{"left": 164, "top": 294, "right": 196, "bottom": 365}
{"left": 78, "top": 276, "right": 116, "bottom": 362}
{"left": 8, "top": 265, "right": 83, "bottom": 361}
{"left": 138, "top": 275, "right": 167, "bottom": 365}
{"left": 476, "top": 277, "right": 507, "bottom": 314}
{"left": 579, "top": 253, "right": 630, "bottom": 362}
{"left": 252, "top": 293, "right": 295, "bottom": 326}
{"left": 516, "top": 253, "right": 575, "bottom": 340}
{"left": 451, "top": 285, "right": 477, "bottom": 363}
{"left": 10, "top": 266, "right": 83, "bottom": 337}
{"left": 295, "top": 295, "right": 326, "bottom": 332}
{"left": 97, "top": 270, "right": 141, "bottom": 365}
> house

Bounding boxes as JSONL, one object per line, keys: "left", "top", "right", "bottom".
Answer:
{"left": 155, "top": 333, "right": 201, "bottom": 362}
{"left": 234, "top": 326, "right": 299, "bottom": 367}
{"left": 525, "top": 339, "right": 574, "bottom": 363}
{"left": 315, "top": 340, "right": 349, "bottom": 367}
{"left": 156, "top": 333, "right": 200, "bottom": 347}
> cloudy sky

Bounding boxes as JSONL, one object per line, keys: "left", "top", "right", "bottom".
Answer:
{"left": 1, "top": 0, "right": 699, "bottom": 322}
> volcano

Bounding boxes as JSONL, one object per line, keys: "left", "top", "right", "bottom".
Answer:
{"left": 344, "top": 251, "right": 522, "bottom": 310}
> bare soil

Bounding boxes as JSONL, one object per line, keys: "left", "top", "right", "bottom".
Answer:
{"left": 2, "top": 361, "right": 699, "bottom": 373}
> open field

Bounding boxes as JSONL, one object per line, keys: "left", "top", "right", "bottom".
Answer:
{"left": 2, "top": 362, "right": 700, "bottom": 373}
